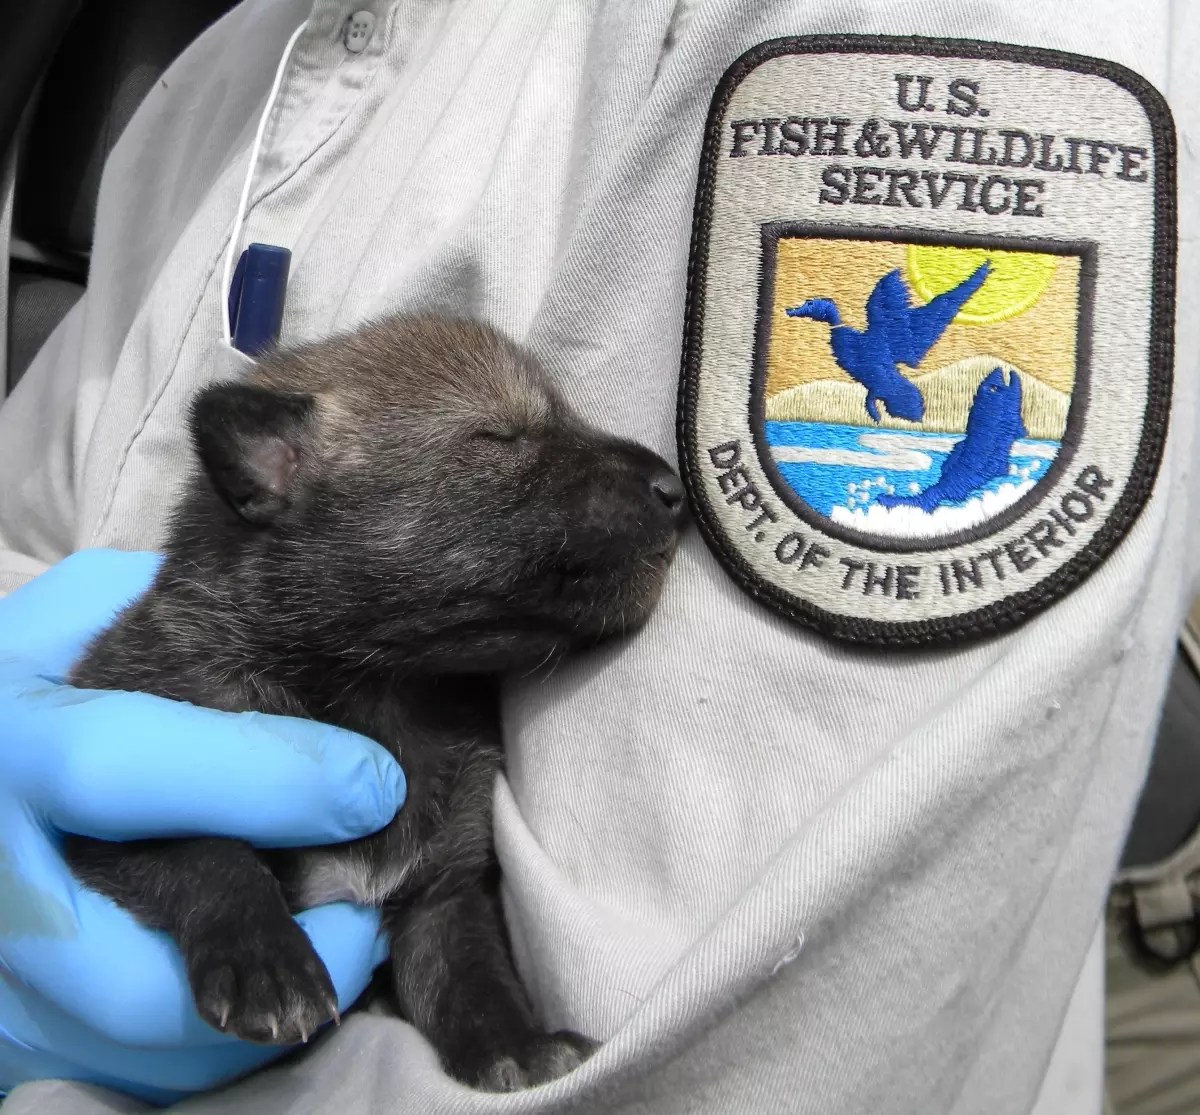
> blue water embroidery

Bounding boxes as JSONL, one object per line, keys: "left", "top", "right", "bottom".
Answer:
{"left": 765, "top": 376, "right": 1058, "bottom": 540}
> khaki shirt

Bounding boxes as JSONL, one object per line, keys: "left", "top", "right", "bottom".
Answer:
{"left": 3, "top": 1, "right": 1199, "bottom": 1112}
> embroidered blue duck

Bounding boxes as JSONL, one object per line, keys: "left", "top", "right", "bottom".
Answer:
{"left": 877, "top": 366, "right": 1027, "bottom": 513}
{"left": 786, "top": 261, "right": 992, "bottom": 423}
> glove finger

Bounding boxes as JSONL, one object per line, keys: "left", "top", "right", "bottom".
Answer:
{"left": 8, "top": 896, "right": 386, "bottom": 1052}
{"left": 0, "top": 974, "right": 285, "bottom": 1102}
{"left": 4, "top": 682, "right": 405, "bottom": 846}
{"left": 295, "top": 902, "right": 391, "bottom": 1001}
{"left": 2, "top": 806, "right": 387, "bottom": 1049}
{"left": 0, "top": 908, "right": 385, "bottom": 1099}
{"left": 0, "top": 550, "right": 162, "bottom": 673}
{"left": 8, "top": 896, "right": 386, "bottom": 1051}
{"left": 0, "top": 795, "right": 201, "bottom": 1050}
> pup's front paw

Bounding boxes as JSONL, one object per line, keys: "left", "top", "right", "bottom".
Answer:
{"left": 187, "top": 918, "right": 338, "bottom": 1045}
{"left": 473, "top": 1030, "right": 599, "bottom": 1092}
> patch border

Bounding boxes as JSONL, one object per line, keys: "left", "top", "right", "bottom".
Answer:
{"left": 749, "top": 222, "right": 1097, "bottom": 554}
{"left": 678, "top": 34, "right": 1176, "bottom": 647}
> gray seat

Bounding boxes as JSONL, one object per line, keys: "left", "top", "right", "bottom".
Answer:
{"left": 6, "top": 270, "right": 84, "bottom": 380}
{"left": 6, "top": 0, "right": 238, "bottom": 390}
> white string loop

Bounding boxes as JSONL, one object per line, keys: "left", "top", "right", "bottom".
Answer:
{"left": 221, "top": 20, "right": 308, "bottom": 344}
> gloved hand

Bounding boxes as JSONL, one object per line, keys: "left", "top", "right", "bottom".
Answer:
{"left": 0, "top": 549, "right": 405, "bottom": 1104}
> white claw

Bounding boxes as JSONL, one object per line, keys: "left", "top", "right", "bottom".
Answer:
{"left": 268, "top": 1016, "right": 280, "bottom": 1042}
{"left": 218, "top": 1004, "right": 230, "bottom": 1029}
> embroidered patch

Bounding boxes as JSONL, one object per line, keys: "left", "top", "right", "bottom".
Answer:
{"left": 679, "top": 36, "right": 1175, "bottom": 646}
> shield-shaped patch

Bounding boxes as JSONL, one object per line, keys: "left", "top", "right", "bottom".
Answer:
{"left": 679, "top": 36, "right": 1175, "bottom": 646}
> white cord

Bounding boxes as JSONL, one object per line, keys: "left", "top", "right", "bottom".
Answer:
{"left": 221, "top": 19, "right": 309, "bottom": 345}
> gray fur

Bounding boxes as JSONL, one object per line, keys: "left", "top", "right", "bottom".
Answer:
{"left": 64, "top": 313, "right": 685, "bottom": 1089}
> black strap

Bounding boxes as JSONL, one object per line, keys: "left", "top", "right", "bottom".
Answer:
{"left": 1122, "top": 650, "right": 1200, "bottom": 870}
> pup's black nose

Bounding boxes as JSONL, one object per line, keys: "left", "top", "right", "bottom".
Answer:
{"left": 650, "top": 469, "right": 687, "bottom": 524}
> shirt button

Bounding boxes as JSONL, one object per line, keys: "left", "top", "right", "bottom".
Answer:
{"left": 343, "top": 10, "right": 376, "bottom": 53}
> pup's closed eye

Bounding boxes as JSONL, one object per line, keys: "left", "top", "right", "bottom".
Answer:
{"left": 474, "top": 427, "right": 524, "bottom": 443}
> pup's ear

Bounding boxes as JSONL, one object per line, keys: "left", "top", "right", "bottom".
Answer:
{"left": 189, "top": 382, "right": 315, "bottom": 524}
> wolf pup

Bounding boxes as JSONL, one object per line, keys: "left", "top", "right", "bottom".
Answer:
{"left": 65, "top": 315, "right": 685, "bottom": 1090}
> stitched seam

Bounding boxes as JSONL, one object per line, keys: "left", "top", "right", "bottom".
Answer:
{"left": 328, "top": 0, "right": 515, "bottom": 325}
{"left": 86, "top": 239, "right": 227, "bottom": 546}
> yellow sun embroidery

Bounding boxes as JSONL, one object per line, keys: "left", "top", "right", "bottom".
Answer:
{"left": 906, "top": 244, "right": 1058, "bottom": 325}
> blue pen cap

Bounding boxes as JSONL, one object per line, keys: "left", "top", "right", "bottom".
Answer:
{"left": 228, "top": 243, "right": 291, "bottom": 357}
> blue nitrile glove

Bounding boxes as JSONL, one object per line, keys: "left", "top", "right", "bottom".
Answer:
{"left": 0, "top": 549, "right": 404, "bottom": 1104}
